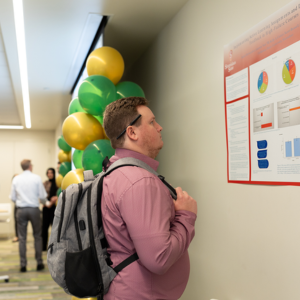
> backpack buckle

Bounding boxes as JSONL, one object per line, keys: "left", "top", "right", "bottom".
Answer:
{"left": 105, "top": 253, "right": 113, "bottom": 266}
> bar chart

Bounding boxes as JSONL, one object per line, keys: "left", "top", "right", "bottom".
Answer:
{"left": 294, "top": 138, "right": 300, "bottom": 157}
{"left": 283, "top": 138, "right": 300, "bottom": 158}
{"left": 285, "top": 141, "right": 292, "bottom": 157}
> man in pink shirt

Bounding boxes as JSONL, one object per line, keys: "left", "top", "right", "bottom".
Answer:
{"left": 102, "top": 97, "right": 197, "bottom": 300}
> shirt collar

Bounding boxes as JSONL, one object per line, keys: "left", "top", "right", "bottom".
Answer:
{"left": 114, "top": 148, "right": 159, "bottom": 171}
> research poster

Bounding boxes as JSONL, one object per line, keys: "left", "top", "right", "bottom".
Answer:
{"left": 224, "top": 1, "right": 300, "bottom": 185}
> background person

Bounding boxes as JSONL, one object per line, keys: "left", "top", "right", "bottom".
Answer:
{"left": 42, "top": 168, "right": 58, "bottom": 251}
{"left": 10, "top": 159, "right": 50, "bottom": 272}
{"left": 12, "top": 174, "right": 19, "bottom": 243}
{"left": 102, "top": 97, "right": 197, "bottom": 299}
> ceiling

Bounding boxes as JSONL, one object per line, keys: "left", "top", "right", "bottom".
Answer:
{"left": 0, "top": 0, "right": 188, "bottom": 130}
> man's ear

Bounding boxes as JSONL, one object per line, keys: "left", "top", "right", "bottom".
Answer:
{"left": 126, "top": 126, "right": 138, "bottom": 141}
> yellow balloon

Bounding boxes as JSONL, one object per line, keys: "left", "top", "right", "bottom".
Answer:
{"left": 62, "top": 112, "right": 104, "bottom": 150}
{"left": 58, "top": 150, "right": 71, "bottom": 163}
{"left": 68, "top": 150, "right": 72, "bottom": 162}
{"left": 61, "top": 169, "right": 84, "bottom": 190}
{"left": 86, "top": 46, "right": 124, "bottom": 85}
{"left": 56, "top": 174, "right": 63, "bottom": 188}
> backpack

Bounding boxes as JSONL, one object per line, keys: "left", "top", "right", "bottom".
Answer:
{"left": 47, "top": 157, "right": 177, "bottom": 299}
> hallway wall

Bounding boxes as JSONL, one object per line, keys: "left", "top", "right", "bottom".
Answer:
{"left": 124, "top": 0, "right": 298, "bottom": 299}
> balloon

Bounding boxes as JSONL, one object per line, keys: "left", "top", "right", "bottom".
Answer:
{"left": 62, "top": 112, "right": 104, "bottom": 150}
{"left": 59, "top": 162, "right": 72, "bottom": 177}
{"left": 68, "top": 97, "right": 86, "bottom": 115}
{"left": 73, "top": 149, "right": 83, "bottom": 169}
{"left": 86, "top": 46, "right": 124, "bottom": 85}
{"left": 68, "top": 150, "right": 72, "bottom": 162}
{"left": 82, "top": 139, "right": 115, "bottom": 175}
{"left": 57, "top": 135, "right": 71, "bottom": 152}
{"left": 56, "top": 187, "right": 62, "bottom": 197}
{"left": 61, "top": 169, "right": 84, "bottom": 190}
{"left": 69, "top": 98, "right": 103, "bottom": 125}
{"left": 56, "top": 174, "right": 63, "bottom": 188}
{"left": 58, "top": 150, "right": 71, "bottom": 163}
{"left": 78, "top": 75, "right": 116, "bottom": 116}
{"left": 116, "top": 81, "right": 145, "bottom": 100}
{"left": 94, "top": 115, "right": 103, "bottom": 125}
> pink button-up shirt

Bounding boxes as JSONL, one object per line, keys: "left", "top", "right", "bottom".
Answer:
{"left": 102, "top": 148, "right": 196, "bottom": 300}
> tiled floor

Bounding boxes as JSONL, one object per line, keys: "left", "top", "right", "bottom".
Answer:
{"left": 0, "top": 235, "right": 71, "bottom": 300}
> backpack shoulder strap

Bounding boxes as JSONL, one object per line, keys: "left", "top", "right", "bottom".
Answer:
{"left": 106, "top": 157, "right": 177, "bottom": 200}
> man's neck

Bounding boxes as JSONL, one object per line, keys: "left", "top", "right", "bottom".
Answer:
{"left": 120, "top": 146, "right": 156, "bottom": 159}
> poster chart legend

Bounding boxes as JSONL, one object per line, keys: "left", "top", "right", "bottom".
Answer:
{"left": 224, "top": 0, "right": 300, "bottom": 185}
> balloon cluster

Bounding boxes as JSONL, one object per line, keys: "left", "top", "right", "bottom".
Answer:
{"left": 56, "top": 47, "right": 145, "bottom": 191}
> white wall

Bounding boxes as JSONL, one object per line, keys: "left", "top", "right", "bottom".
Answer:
{"left": 125, "top": 0, "right": 298, "bottom": 299}
{"left": 0, "top": 129, "right": 55, "bottom": 236}
{"left": 54, "top": 118, "right": 63, "bottom": 168}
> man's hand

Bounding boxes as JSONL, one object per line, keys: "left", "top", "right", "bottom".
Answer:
{"left": 173, "top": 187, "right": 197, "bottom": 215}
{"left": 45, "top": 201, "right": 52, "bottom": 208}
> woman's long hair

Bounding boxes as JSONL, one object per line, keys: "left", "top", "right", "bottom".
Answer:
{"left": 46, "top": 168, "right": 57, "bottom": 199}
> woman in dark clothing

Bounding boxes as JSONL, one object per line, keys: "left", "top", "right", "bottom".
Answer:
{"left": 42, "top": 168, "right": 58, "bottom": 251}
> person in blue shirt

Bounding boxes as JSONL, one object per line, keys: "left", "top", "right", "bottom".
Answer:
{"left": 10, "top": 159, "right": 50, "bottom": 272}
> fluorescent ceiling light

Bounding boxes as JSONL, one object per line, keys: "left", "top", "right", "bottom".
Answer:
{"left": 0, "top": 125, "right": 24, "bottom": 129}
{"left": 12, "top": 0, "right": 31, "bottom": 129}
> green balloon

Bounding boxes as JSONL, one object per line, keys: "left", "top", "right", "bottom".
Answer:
{"left": 73, "top": 149, "right": 83, "bottom": 169}
{"left": 57, "top": 135, "right": 71, "bottom": 152}
{"left": 68, "top": 97, "right": 86, "bottom": 115}
{"left": 57, "top": 187, "right": 62, "bottom": 197}
{"left": 95, "top": 115, "right": 103, "bottom": 125}
{"left": 78, "top": 75, "right": 116, "bottom": 116}
{"left": 116, "top": 81, "right": 145, "bottom": 100}
{"left": 59, "top": 162, "right": 71, "bottom": 177}
{"left": 82, "top": 139, "right": 115, "bottom": 175}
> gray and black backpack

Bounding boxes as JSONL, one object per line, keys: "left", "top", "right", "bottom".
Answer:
{"left": 47, "top": 157, "right": 177, "bottom": 299}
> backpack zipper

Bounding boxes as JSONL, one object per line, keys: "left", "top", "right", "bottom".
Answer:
{"left": 57, "top": 190, "right": 66, "bottom": 243}
{"left": 74, "top": 183, "right": 83, "bottom": 251}
{"left": 87, "top": 185, "right": 103, "bottom": 294}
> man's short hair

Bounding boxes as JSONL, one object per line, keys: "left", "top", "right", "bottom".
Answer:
{"left": 103, "top": 97, "right": 149, "bottom": 149}
{"left": 21, "top": 159, "right": 31, "bottom": 171}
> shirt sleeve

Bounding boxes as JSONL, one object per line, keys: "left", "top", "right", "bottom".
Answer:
{"left": 119, "top": 176, "right": 196, "bottom": 275}
{"left": 38, "top": 178, "right": 48, "bottom": 201}
{"left": 10, "top": 180, "right": 17, "bottom": 202}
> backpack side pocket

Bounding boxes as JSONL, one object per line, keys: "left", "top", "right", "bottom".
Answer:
{"left": 65, "top": 246, "right": 101, "bottom": 297}
{"left": 47, "top": 240, "right": 67, "bottom": 289}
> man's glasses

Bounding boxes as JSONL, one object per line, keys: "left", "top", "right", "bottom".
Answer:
{"left": 116, "top": 114, "right": 142, "bottom": 140}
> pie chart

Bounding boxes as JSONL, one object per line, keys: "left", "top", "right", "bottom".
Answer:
{"left": 282, "top": 59, "right": 296, "bottom": 84}
{"left": 258, "top": 71, "right": 268, "bottom": 94}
